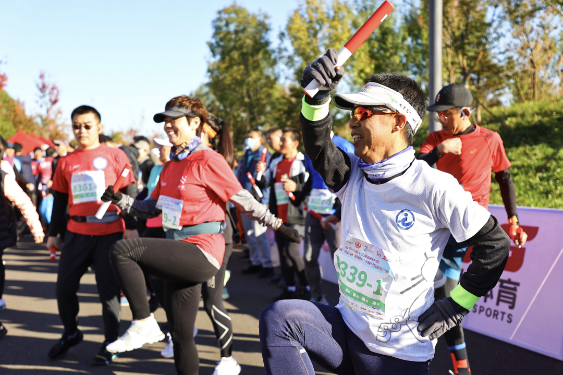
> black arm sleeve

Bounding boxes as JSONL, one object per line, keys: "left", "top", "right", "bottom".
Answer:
{"left": 334, "top": 205, "right": 341, "bottom": 221}
{"left": 494, "top": 168, "right": 518, "bottom": 219}
{"left": 121, "top": 183, "right": 138, "bottom": 230}
{"left": 293, "top": 175, "right": 313, "bottom": 206}
{"left": 416, "top": 148, "right": 441, "bottom": 166}
{"left": 461, "top": 215, "right": 511, "bottom": 297}
{"left": 48, "top": 191, "right": 68, "bottom": 237}
{"left": 300, "top": 98, "right": 351, "bottom": 193}
{"left": 13, "top": 165, "right": 29, "bottom": 188}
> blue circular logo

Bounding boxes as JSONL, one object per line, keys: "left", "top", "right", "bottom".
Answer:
{"left": 93, "top": 157, "right": 108, "bottom": 170}
{"left": 396, "top": 209, "right": 415, "bottom": 230}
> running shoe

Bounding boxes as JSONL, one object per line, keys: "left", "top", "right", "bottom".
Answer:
{"left": 161, "top": 333, "right": 174, "bottom": 359}
{"left": 273, "top": 288, "right": 298, "bottom": 302}
{"left": 0, "top": 298, "right": 6, "bottom": 310}
{"left": 224, "top": 270, "right": 231, "bottom": 286}
{"left": 92, "top": 340, "right": 120, "bottom": 366}
{"left": 222, "top": 287, "right": 230, "bottom": 300}
{"left": 212, "top": 354, "right": 242, "bottom": 375}
{"left": 0, "top": 322, "right": 7, "bottom": 339}
{"left": 258, "top": 267, "right": 274, "bottom": 279}
{"left": 48, "top": 329, "right": 84, "bottom": 359}
{"left": 120, "top": 292, "right": 129, "bottom": 306}
{"left": 299, "top": 286, "right": 311, "bottom": 301}
{"left": 106, "top": 313, "right": 165, "bottom": 353}
{"left": 310, "top": 295, "right": 329, "bottom": 305}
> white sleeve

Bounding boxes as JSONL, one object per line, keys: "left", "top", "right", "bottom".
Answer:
{"left": 434, "top": 176, "right": 491, "bottom": 243}
{"left": 334, "top": 150, "right": 358, "bottom": 198}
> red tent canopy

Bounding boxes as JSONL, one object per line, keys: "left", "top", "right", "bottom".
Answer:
{"left": 8, "top": 130, "right": 49, "bottom": 155}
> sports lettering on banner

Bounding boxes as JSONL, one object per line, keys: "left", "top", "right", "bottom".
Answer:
{"left": 462, "top": 205, "right": 563, "bottom": 360}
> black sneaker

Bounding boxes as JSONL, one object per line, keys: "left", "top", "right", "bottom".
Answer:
{"left": 299, "top": 286, "right": 311, "bottom": 300}
{"left": 92, "top": 341, "right": 120, "bottom": 366}
{"left": 258, "top": 267, "right": 274, "bottom": 279}
{"left": 0, "top": 322, "right": 7, "bottom": 339}
{"left": 242, "top": 265, "right": 262, "bottom": 274}
{"left": 48, "top": 330, "right": 84, "bottom": 359}
{"left": 273, "top": 288, "right": 298, "bottom": 302}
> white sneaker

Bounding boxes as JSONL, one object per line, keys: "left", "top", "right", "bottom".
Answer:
{"left": 160, "top": 328, "right": 198, "bottom": 359}
{"left": 0, "top": 298, "right": 6, "bottom": 310}
{"left": 161, "top": 333, "right": 174, "bottom": 358}
{"left": 212, "top": 354, "right": 241, "bottom": 375}
{"left": 106, "top": 313, "right": 165, "bottom": 353}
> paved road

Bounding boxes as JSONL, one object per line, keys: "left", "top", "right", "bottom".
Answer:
{"left": 1, "top": 238, "right": 562, "bottom": 374}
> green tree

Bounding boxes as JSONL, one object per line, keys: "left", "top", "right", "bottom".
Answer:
{"left": 501, "top": 0, "right": 563, "bottom": 101}
{"left": 206, "top": 5, "right": 281, "bottom": 145}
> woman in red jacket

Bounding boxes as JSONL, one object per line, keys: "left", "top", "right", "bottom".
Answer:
{"left": 100, "top": 95, "right": 299, "bottom": 375}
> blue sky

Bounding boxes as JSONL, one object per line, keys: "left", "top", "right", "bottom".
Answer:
{"left": 0, "top": 0, "right": 299, "bottom": 138}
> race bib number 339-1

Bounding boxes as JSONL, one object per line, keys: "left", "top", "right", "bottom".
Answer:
{"left": 71, "top": 171, "right": 105, "bottom": 204}
{"left": 334, "top": 235, "right": 394, "bottom": 320}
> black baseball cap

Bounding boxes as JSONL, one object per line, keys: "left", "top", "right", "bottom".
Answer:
{"left": 427, "top": 83, "right": 473, "bottom": 112}
{"left": 153, "top": 106, "right": 199, "bottom": 123}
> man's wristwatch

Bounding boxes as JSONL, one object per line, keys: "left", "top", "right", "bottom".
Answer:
{"left": 508, "top": 216, "right": 519, "bottom": 226}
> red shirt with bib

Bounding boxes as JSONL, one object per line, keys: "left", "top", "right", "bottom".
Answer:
{"left": 51, "top": 144, "right": 135, "bottom": 236}
{"left": 150, "top": 149, "right": 242, "bottom": 267}
{"left": 420, "top": 124, "right": 511, "bottom": 209}
{"left": 274, "top": 157, "right": 295, "bottom": 223}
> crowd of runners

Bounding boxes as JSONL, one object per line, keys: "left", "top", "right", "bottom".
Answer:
{"left": 0, "top": 49, "right": 528, "bottom": 375}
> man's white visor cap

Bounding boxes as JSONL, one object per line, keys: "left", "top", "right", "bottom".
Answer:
{"left": 334, "top": 82, "right": 423, "bottom": 134}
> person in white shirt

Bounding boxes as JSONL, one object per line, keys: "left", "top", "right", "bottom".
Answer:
{"left": 258, "top": 49, "right": 511, "bottom": 375}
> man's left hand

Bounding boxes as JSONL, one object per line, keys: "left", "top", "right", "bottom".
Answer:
{"left": 101, "top": 186, "right": 122, "bottom": 204}
{"left": 417, "top": 297, "right": 468, "bottom": 340}
{"left": 123, "top": 229, "right": 139, "bottom": 239}
{"left": 509, "top": 224, "right": 527, "bottom": 247}
{"left": 282, "top": 178, "right": 296, "bottom": 192}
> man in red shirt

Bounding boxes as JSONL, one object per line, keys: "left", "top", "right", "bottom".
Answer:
{"left": 45, "top": 105, "right": 138, "bottom": 365}
{"left": 418, "top": 84, "right": 527, "bottom": 375}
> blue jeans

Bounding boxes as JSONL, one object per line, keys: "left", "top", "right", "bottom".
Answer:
{"left": 439, "top": 235, "right": 469, "bottom": 281}
{"left": 259, "top": 300, "right": 430, "bottom": 375}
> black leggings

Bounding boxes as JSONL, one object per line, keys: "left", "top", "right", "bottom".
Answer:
{"left": 0, "top": 247, "right": 5, "bottom": 299}
{"left": 143, "top": 225, "right": 234, "bottom": 358}
{"left": 110, "top": 238, "right": 219, "bottom": 375}
{"left": 275, "top": 224, "right": 308, "bottom": 288}
{"left": 202, "top": 244, "right": 233, "bottom": 358}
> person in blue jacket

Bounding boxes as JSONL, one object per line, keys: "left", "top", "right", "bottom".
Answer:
{"left": 236, "top": 128, "right": 274, "bottom": 278}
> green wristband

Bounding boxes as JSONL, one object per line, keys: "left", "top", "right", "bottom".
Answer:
{"left": 301, "top": 96, "right": 331, "bottom": 122}
{"left": 450, "top": 284, "right": 480, "bottom": 310}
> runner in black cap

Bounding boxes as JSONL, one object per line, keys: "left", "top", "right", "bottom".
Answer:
{"left": 418, "top": 83, "right": 528, "bottom": 375}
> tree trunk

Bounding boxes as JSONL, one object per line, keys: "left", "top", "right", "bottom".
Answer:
{"left": 476, "top": 104, "right": 482, "bottom": 123}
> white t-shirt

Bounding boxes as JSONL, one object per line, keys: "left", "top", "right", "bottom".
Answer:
{"left": 334, "top": 152, "right": 490, "bottom": 362}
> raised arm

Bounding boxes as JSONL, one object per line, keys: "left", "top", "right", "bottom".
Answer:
{"left": 300, "top": 49, "right": 352, "bottom": 193}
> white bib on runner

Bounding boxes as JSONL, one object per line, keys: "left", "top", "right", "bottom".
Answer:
{"left": 71, "top": 170, "right": 105, "bottom": 204}
{"left": 157, "top": 195, "right": 183, "bottom": 230}
{"left": 307, "top": 188, "right": 336, "bottom": 214}
{"left": 274, "top": 182, "right": 289, "bottom": 205}
{"left": 334, "top": 235, "right": 393, "bottom": 320}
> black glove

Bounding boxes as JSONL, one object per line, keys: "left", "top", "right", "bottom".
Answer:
{"left": 417, "top": 297, "right": 469, "bottom": 340}
{"left": 276, "top": 224, "right": 302, "bottom": 243}
{"left": 101, "top": 186, "right": 123, "bottom": 204}
{"left": 301, "top": 48, "right": 345, "bottom": 93}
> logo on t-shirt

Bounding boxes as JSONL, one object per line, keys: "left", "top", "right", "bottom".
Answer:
{"left": 396, "top": 209, "right": 415, "bottom": 230}
{"left": 93, "top": 157, "right": 108, "bottom": 170}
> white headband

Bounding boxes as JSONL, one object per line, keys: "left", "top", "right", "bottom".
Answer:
{"left": 334, "top": 82, "right": 423, "bottom": 134}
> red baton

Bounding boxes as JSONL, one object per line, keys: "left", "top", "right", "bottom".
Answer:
{"left": 304, "top": 0, "right": 395, "bottom": 97}
{"left": 95, "top": 163, "right": 133, "bottom": 219}
{"left": 50, "top": 246, "right": 56, "bottom": 262}
{"left": 256, "top": 148, "right": 268, "bottom": 181}
{"left": 247, "top": 172, "right": 263, "bottom": 198}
